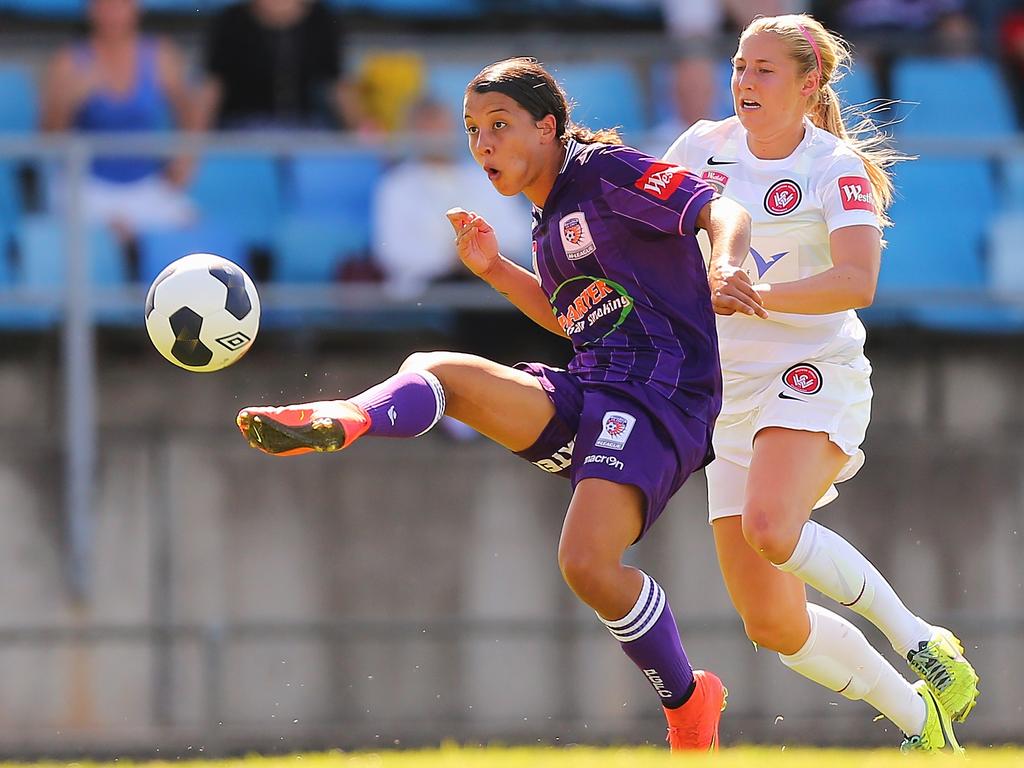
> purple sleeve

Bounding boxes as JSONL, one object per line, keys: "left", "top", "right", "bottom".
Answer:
{"left": 602, "top": 160, "right": 717, "bottom": 237}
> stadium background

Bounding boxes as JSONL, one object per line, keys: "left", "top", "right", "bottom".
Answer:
{"left": 0, "top": 0, "right": 1022, "bottom": 758}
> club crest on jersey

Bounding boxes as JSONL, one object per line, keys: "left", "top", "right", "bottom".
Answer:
{"left": 838, "top": 176, "right": 875, "bottom": 212}
{"left": 635, "top": 162, "right": 687, "bottom": 201}
{"left": 764, "top": 179, "right": 802, "bottom": 216}
{"left": 596, "top": 411, "right": 636, "bottom": 450}
{"left": 701, "top": 170, "right": 729, "bottom": 193}
{"left": 559, "top": 212, "right": 596, "bottom": 260}
{"left": 783, "top": 364, "right": 823, "bottom": 395}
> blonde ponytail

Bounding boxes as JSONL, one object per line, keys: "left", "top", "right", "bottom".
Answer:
{"left": 741, "top": 14, "right": 909, "bottom": 228}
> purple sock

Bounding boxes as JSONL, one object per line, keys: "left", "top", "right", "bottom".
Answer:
{"left": 350, "top": 371, "right": 445, "bottom": 438}
{"left": 601, "top": 571, "right": 695, "bottom": 709}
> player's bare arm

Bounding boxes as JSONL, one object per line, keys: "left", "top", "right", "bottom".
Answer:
{"left": 754, "top": 224, "right": 880, "bottom": 314}
{"left": 446, "top": 207, "right": 567, "bottom": 338}
{"left": 698, "top": 197, "right": 766, "bottom": 318}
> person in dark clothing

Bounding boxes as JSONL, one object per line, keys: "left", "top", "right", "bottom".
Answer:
{"left": 197, "top": 0, "right": 365, "bottom": 130}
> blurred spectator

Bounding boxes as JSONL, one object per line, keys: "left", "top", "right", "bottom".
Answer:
{"left": 650, "top": 1, "right": 792, "bottom": 150}
{"left": 1001, "top": 7, "right": 1024, "bottom": 123}
{"left": 198, "top": 0, "right": 369, "bottom": 131}
{"left": 812, "top": 0, "right": 977, "bottom": 98}
{"left": 371, "top": 98, "right": 531, "bottom": 299}
{"left": 40, "top": 0, "right": 197, "bottom": 235}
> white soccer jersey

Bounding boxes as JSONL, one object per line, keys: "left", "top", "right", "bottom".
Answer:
{"left": 663, "top": 116, "right": 880, "bottom": 413}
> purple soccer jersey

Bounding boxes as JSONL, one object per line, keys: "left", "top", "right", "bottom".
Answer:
{"left": 532, "top": 140, "right": 722, "bottom": 426}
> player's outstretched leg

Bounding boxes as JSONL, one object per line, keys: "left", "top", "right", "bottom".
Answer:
{"left": 238, "top": 370, "right": 446, "bottom": 455}
{"left": 237, "top": 352, "right": 558, "bottom": 457}
{"left": 774, "top": 520, "right": 980, "bottom": 723}
{"left": 560, "top": 479, "right": 726, "bottom": 752}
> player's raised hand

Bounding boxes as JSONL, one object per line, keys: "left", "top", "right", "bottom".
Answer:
{"left": 709, "top": 263, "right": 768, "bottom": 318}
{"left": 446, "top": 208, "right": 501, "bottom": 279}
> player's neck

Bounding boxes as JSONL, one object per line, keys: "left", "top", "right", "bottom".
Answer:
{"left": 745, "top": 121, "right": 806, "bottom": 161}
{"left": 523, "top": 143, "right": 567, "bottom": 209}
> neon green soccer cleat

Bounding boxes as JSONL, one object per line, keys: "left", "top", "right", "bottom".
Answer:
{"left": 907, "top": 626, "right": 980, "bottom": 723}
{"left": 900, "top": 681, "right": 964, "bottom": 755}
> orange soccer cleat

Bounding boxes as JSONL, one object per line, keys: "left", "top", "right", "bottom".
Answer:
{"left": 236, "top": 400, "right": 372, "bottom": 456}
{"left": 664, "top": 670, "right": 728, "bottom": 753}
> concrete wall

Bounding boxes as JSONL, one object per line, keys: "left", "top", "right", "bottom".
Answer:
{"left": 0, "top": 329, "right": 1022, "bottom": 755}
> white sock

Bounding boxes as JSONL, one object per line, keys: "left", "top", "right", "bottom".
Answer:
{"left": 776, "top": 521, "right": 932, "bottom": 656}
{"left": 780, "top": 604, "right": 926, "bottom": 736}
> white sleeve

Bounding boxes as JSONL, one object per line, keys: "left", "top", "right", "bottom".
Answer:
{"left": 818, "top": 153, "right": 882, "bottom": 233}
{"left": 661, "top": 125, "right": 692, "bottom": 165}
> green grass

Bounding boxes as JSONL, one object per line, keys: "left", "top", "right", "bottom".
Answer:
{"left": 10, "top": 746, "right": 1024, "bottom": 768}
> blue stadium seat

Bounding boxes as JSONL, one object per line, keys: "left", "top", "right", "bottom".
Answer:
{"left": 0, "top": 217, "right": 126, "bottom": 327}
{"left": 0, "top": 66, "right": 39, "bottom": 133}
{"left": 881, "top": 158, "right": 1001, "bottom": 329}
{"left": 882, "top": 159, "right": 994, "bottom": 291}
{"left": 5, "top": 0, "right": 84, "bottom": 17}
{"left": 286, "top": 151, "right": 384, "bottom": 223}
{"left": 188, "top": 154, "right": 283, "bottom": 244}
{"left": 273, "top": 214, "right": 368, "bottom": 283}
{"left": 15, "top": 216, "right": 126, "bottom": 287}
{"left": 834, "top": 62, "right": 879, "bottom": 111}
{"left": 1000, "top": 157, "right": 1024, "bottom": 211}
{"left": 892, "top": 57, "right": 1016, "bottom": 137}
{"left": 549, "top": 61, "right": 646, "bottom": 138}
{"left": 424, "top": 61, "right": 490, "bottom": 124}
{"left": 138, "top": 225, "right": 247, "bottom": 285}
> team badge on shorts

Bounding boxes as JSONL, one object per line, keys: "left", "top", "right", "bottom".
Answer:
{"left": 764, "top": 179, "right": 802, "bottom": 216}
{"left": 559, "top": 212, "right": 597, "bottom": 260}
{"left": 783, "top": 363, "right": 823, "bottom": 395}
{"left": 596, "top": 411, "right": 636, "bottom": 450}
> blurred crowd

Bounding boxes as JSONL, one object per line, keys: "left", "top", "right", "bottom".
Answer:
{"left": 2, "top": 0, "right": 1022, "bottom": 295}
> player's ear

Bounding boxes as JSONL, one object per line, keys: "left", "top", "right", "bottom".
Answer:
{"left": 536, "top": 114, "right": 558, "bottom": 144}
{"left": 799, "top": 70, "right": 819, "bottom": 98}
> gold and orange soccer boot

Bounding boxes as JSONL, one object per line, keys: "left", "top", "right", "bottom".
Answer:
{"left": 664, "top": 669, "right": 728, "bottom": 752}
{"left": 237, "top": 400, "right": 371, "bottom": 456}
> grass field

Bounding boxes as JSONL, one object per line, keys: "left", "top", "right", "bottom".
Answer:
{"left": 12, "top": 746, "right": 1024, "bottom": 768}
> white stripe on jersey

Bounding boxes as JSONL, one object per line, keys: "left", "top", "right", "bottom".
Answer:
{"left": 663, "top": 116, "right": 879, "bottom": 412}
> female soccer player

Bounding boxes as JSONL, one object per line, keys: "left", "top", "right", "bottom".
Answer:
{"left": 236, "top": 57, "right": 754, "bottom": 751}
{"left": 662, "top": 13, "right": 979, "bottom": 753}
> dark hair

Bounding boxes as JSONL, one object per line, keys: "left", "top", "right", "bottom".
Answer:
{"left": 466, "top": 57, "right": 623, "bottom": 146}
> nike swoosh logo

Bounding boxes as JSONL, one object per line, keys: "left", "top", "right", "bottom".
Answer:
{"left": 778, "top": 392, "right": 804, "bottom": 401}
{"left": 707, "top": 156, "right": 737, "bottom": 166}
{"left": 749, "top": 247, "right": 788, "bottom": 278}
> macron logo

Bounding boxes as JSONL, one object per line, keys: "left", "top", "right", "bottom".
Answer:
{"left": 583, "top": 454, "right": 624, "bottom": 470}
{"left": 838, "top": 176, "right": 874, "bottom": 212}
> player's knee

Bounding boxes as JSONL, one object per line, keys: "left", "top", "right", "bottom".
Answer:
{"left": 557, "top": 544, "right": 612, "bottom": 606}
{"left": 399, "top": 350, "right": 450, "bottom": 375}
{"left": 741, "top": 610, "right": 807, "bottom": 655}
{"left": 741, "top": 502, "right": 802, "bottom": 564}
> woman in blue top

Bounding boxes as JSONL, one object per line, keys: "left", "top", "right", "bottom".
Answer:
{"left": 41, "top": 0, "right": 197, "bottom": 234}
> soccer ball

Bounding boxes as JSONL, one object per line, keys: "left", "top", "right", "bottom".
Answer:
{"left": 145, "top": 253, "right": 260, "bottom": 372}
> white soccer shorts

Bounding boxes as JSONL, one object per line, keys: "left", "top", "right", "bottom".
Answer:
{"left": 706, "top": 357, "right": 872, "bottom": 523}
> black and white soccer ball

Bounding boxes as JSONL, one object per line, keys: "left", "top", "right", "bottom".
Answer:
{"left": 145, "top": 253, "right": 260, "bottom": 372}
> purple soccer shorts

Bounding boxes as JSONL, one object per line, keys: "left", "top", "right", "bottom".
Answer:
{"left": 514, "top": 362, "right": 714, "bottom": 540}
